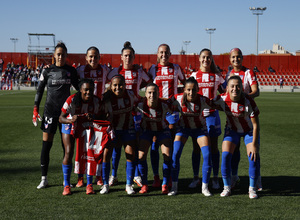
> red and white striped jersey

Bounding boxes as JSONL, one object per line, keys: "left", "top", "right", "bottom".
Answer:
{"left": 107, "top": 66, "right": 151, "bottom": 97}
{"left": 228, "top": 66, "right": 258, "bottom": 95}
{"left": 148, "top": 63, "right": 185, "bottom": 99}
{"left": 73, "top": 117, "right": 114, "bottom": 176}
{"left": 136, "top": 98, "right": 172, "bottom": 131}
{"left": 104, "top": 90, "right": 138, "bottom": 130}
{"left": 173, "top": 93, "right": 211, "bottom": 129}
{"left": 213, "top": 93, "right": 260, "bottom": 133}
{"left": 191, "top": 70, "right": 225, "bottom": 117}
{"left": 77, "top": 64, "right": 110, "bottom": 98}
{"left": 61, "top": 93, "right": 101, "bottom": 117}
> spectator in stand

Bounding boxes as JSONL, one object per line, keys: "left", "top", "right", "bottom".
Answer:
{"left": 32, "top": 71, "right": 38, "bottom": 89}
{"left": 253, "top": 66, "right": 259, "bottom": 73}
{"left": 268, "top": 65, "right": 275, "bottom": 73}
{"left": 0, "top": 58, "right": 4, "bottom": 73}
{"left": 279, "top": 77, "right": 284, "bottom": 89}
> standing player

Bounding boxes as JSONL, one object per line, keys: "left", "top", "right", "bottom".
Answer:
{"left": 148, "top": 44, "right": 186, "bottom": 187}
{"left": 74, "top": 46, "right": 111, "bottom": 187}
{"left": 33, "top": 42, "right": 79, "bottom": 189}
{"left": 168, "top": 77, "right": 212, "bottom": 196}
{"left": 190, "top": 48, "right": 226, "bottom": 189}
{"left": 107, "top": 42, "right": 151, "bottom": 188}
{"left": 59, "top": 78, "right": 109, "bottom": 195}
{"left": 101, "top": 74, "right": 137, "bottom": 195}
{"left": 227, "top": 48, "right": 261, "bottom": 190}
{"left": 136, "top": 83, "right": 172, "bottom": 194}
{"left": 213, "top": 75, "right": 260, "bottom": 199}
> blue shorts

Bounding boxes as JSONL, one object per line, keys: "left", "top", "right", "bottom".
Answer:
{"left": 166, "top": 111, "right": 179, "bottom": 125}
{"left": 223, "top": 128, "right": 260, "bottom": 146}
{"left": 61, "top": 123, "right": 72, "bottom": 135}
{"left": 176, "top": 127, "right": 208, "bottom": 139}
{"left": 140, "top": 129, "right": 171, "bottom": 143}
{"left": 113, "top": 129, "right": 136, "bottom": 143}
{"left": 205, "top": 110, "right": 221, "bottom": 137}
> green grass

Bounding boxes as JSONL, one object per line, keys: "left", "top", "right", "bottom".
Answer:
{"left": 0, "top": 91, "right": 299, "bottom": 219}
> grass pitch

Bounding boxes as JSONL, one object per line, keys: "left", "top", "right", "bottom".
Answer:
{"left": 0, "top": 91, "right": 299, "bottom": 219}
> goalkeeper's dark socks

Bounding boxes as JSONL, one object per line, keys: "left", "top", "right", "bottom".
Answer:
{"left": 41, "top": 141, "right": 53, "bottom": 176}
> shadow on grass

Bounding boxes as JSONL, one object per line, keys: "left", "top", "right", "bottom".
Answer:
{"left": 133, "top": 176, "right": 300, "bottom": 197}
{"left": 117, "top": 176, "right": 300, "bottom": 198}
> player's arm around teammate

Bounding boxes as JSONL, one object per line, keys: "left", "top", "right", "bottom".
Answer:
{"left": 33, "top": 42, "right": 79, "bottom": 190}
{"left": 228, "top": 48, "right": 259, "bottom": 99}
{"left": 59, "top": 78, "right": 98, "bottom": 195}
{"left": 227, "top": 48, "right": 262, "bottom": 190}
{"left": 106, "top": 42, "right": 151, "bottom": 188}
{"left": 189, "top": 48, "right": 226, "bottom": 190}
{"left": 73, "top": 46, "right": 110, "bottom": 188}
{"left": 168, "top": 77, "right": 213, "bottom": 196}
{"left": 147, "top": 44, "right": 186, "bottom": 187}
{"left": 137, "top": 83, "right": 172, "bottom": 195}
{"left": 101, "top": 74, "right": 137, "bottom": 195}
{"left": 213, "top": 75, "right": 260, "bottom": 199}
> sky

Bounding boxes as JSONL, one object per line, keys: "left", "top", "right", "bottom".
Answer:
{"left": 1, "top": 0, "right": 299, "bottom": 55}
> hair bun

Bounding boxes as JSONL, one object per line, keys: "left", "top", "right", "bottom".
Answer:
{"left": 124, "top": 41, "right": 132, "bottom": 48}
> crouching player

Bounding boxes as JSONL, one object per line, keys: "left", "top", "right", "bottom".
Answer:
{"left": 136, "top": 83, "right": 172, "bottom": 194}
{"left": 213, "top": 75, "right": 260, "bottom": 199}
{"left": 168, "top": 77, "right": 212, "bottom": 196}
{"left": 59, "top": 78, "right": 113, "bottom": 195}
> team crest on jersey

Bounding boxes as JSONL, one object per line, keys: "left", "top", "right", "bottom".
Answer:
{"left": 195, "top": 105, "right": 199, "bottom": 111}
{"left": 169, "top": 68, "right": 173, "bottom": 73}
{"left": 66, "top": 71, "right": 71, "bottom": 77}
{"left": 132, "top": 72, "right": 137, "bottom": 77}
{"left": 210, "top": 75, "right": 214, "bottom": 81}
{"left": 239, "top": 105, "right": 244, "bottom": 112}
{"left": 240, "top": 75, "right": 244, "bottom": 80}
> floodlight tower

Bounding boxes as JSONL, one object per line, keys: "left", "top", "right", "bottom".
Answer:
{"left": 249, "top": 7, "right": 267, "bottom": 55}
{"left": 183, "top": 41, "right": 191, "bottom": 54}
{"left": 10, "top": 38, "right": 19, "bottom": 52}
{"left": 205, "top": 28, "right": 216, "bottom": 50}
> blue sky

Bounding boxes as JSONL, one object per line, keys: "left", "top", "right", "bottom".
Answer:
{"left": 1, "top": 0, "right": 299, "bottom": 55}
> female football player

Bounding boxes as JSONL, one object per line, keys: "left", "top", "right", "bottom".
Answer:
{"left": 101, "top": 74, "right": 137, "bottom": 195}
{"left": 168, "top": 77, "right": 212, "bottom": 196}
{"left": 33, "top": 42, "right": 79, "bottom": 190}
{"left": 227, "top": 48, "right": 261, "bottom": 190}
{"left": 59, "top": 78, "right": 111, "bottom": 195}
{"left": 136, "top": 83, "right": 172, "bottom": 194}
{"left": 75, "top": 46, "right": 111, "bottom": 188}
{"left": 147, "top": 44, "right": 186, "bottom": 187}
{"left": 107, "top": 42, "right": 151, "bottom": 188}
{"left": 190, "top": 48, "right": 226, "bottom": 189}
{"left": 213, "top": 75, "right": 260, "bottom": 199}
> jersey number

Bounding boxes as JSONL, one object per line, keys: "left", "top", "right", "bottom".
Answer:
{"left": 82, "top": 129, "right": 104, "bottom": 154}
